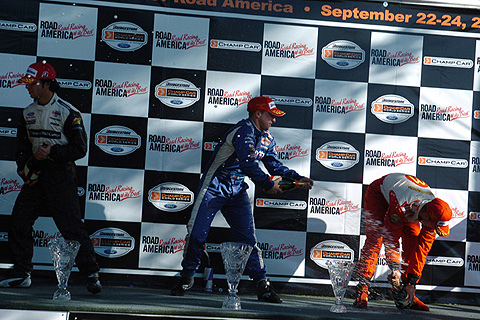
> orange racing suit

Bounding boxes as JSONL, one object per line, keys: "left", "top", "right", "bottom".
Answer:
{"left": 357, "top": 173, "right": 437, "bottom": 285}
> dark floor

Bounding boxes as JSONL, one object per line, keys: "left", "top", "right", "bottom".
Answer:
{"left": 0, "top": 272, "right": 479, "bottom": 320}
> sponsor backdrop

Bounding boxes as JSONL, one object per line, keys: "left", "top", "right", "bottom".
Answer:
{"left": 1, "top": 0, "right": 480, "bottom": 295}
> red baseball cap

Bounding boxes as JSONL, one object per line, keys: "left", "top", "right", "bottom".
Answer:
{"left": 18, "top": 61, "right": 56, "bottom": 84}
{"left": 426, "top": 198, "right": 452, "bottom": 237}
{"left": 247, "top": 96, "right": 285, "bottom": 117}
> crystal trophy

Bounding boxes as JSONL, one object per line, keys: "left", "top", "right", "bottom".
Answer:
{"left": 220, "top": 242, "right": 253, "bottom": 310}
{"left": 48, "top": 238, "right": 81, "bottom": 301}
{"left": 326, "top": 260, "right": 356, "bottom": 313}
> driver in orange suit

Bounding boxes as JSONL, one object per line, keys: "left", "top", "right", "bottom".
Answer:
{"left": 354, "top": 173, "right": 452, "bottom": 311}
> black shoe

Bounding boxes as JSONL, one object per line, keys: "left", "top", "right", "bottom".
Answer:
{"left": 86, "top": 272, "right": 102, "bottom": 294}
{"left": 171, "top": 276, "right": 194, "bottom": 296}
{"left": 0, "top": 274, "right": 31, "bottom": 288}
{"left": 257, "top": 278, "right": 282, "bottom": 303}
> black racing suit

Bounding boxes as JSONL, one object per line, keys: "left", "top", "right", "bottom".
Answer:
{"left": 9, "top": 93, "right": 99, "bottom": 277}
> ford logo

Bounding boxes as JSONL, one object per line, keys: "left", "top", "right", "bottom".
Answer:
{"left": 117, "top": 43, "right": 131, "bottom": 48}
{"left": 164, "top": 204, "right": 177, "bottom": 209}
{"left": 170, "top": 100, "right": 183, "bottom": 105}
{"left": 331, "top": 162, "right": 344, "bottom": 167}
{"left": 111, "top": 147, "right": 124, "bottom": 152}
{"left": 104, "top": 249, "right": 118, "bottom": 255}
{"left": 337, "top": 61, "right": 349, "bottom": 66}
{"left": 386, "top": 115, "right": 398, "bottom": 120}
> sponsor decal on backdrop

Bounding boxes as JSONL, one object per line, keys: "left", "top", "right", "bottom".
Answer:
{"left": 0, "top": 127, "right": 17, "bottom": 137}
{"left": 207, "top": 87, "right": 252, "bottom": 108}
{"left": 154, "top": 30, "right": 206, "bottom": 50}
{"left": 256, "top": 198, "right": 307, "bottom": 210}
{"left": 470, "top": 212, "right": 480, "bottom": 221}
{"left": 204, "top": 141, "right": 218, "bottom": 151}
{"left": 0, "top": 177, "right": 22, "bottom": 195}
{"left": 94, "top": 78, "right": 148, "bottom": 98}
{"left": 95, "top": 125, "right": 141, "bottom": 156}
{"left": 77, "top": 186, "right": 85, "bottom": 197}
{"left": 425, "top": 256, "right": 464, "bottom": 267}
{"left": 308, "top": 197, "right": 360, "bottom": 215}
{"left": 138, "top": 223, "right": 186, "bottom": 269}
{"left": 40, "top": 20, "right": 94, "bottom": 40}
{"left": 418, "top": 87, "right": 472, "bottom": 141}
{"left": 210, "top": 39, "right": 261, "bottom": 52}
{"left": 418, "top": 156, "right": 468, "bottom": 168}
{"left": 90, "top": 228, "right": 135, "bottom": 258}
{"left": 470, "top": 143, "right": 480, "bottom": 191}
{"left": 424, "top": 56, "right": 473, "bottom": 68}
{"left": 203, "top": 71, "right": 260, "bottom": 124}
{"left": 264, "top": 40, "right": 314, "bottom": 59}
{"left": 371, "top": 94, "right": 414, "bottom": 124}
{"left": 257, "top": 241, "right": 303, "bottom": 260}
{"left": 316, "top": 141, "right": 359, "bottom": 170}
{"left": 32, "top": 229, "right": 62, "bottom": 248}
{"left": 205, "top": 243, "right": 221, "bottom": 253}
{"left": 365, "top": 149, "right": 414, "bottom": 167}
{"left": 0, "top": 232, "right": 7, "bottom": 242}
{"left": 141, "top": 234, "right": 185, "bottom": 254}
{"left": 87, "top": 183, "right": 141, "bottom": 202}
{"left": 475, "top": 110, "right": 480, "bottom": 119}
{"left": 473, "top": 155, "right": 480, "bottom": 173}
{"left": 369, "top": 33, "right": 422, "bottom": 87}
{"left": 322, "top": 40, "right": 365, "bottom": 70}
{"left": 467, "top": 254, "right": 480, "bottom": 272}
{"left": 37, "top": 4, "right": 97, "bottom": 61}
{"left": 57, "top": 78, "right": 92, "bottom": 90}
{"left": 370, "top": 47, "right": 419, "bottom": 67}
{"left": 451, "top": 205, "right": 466, "bottom": 220}
{"left": 269, "top": 95, "right": 312, "bottom": 107}
{"left": 275, "top": 142, "right": 308, "bottom": 160}
{"left": 419, "top": 103, "right": 469, "bottom": 122}
{"left": 102, "top": 21, "right": 147, "bottom": 52}
{"left": 310, "top": 240, "right": 354, "bottom": 269}
{"left": 0, "top": 70, "right": 24, "bottom": 89}
{"left": 152, "top": 14, "right": 209, "bottom": 69}
{"left": 0, "top": 20, "right": 36, "bottom": 32}
{"left": 148, "top": 134, "right": 200, "bottom": 153}
{"left": 154, "top": 78, "right": 200, "bottom": 108}
{"left": 315, "top": 96, "right": 365, "bottom": 114}
{"left": 262, "top": 24, "right": 317, "bottom": 78}
{"left": 148, "top": 182, "right": 194, "bottom": 212}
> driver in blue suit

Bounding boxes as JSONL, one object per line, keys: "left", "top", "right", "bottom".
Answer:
{"left": 171, "top": 96, "right": 313, "bottom": 303}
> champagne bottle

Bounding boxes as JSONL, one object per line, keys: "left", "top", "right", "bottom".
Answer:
{"left": 24, "top": 155, "right": 43, "bottom": 181}
{"left": 270, "top": 176, "right": 305, "bottom": 190}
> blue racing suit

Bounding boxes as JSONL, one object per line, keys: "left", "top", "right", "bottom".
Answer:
{"left": 181, "top": 117, "right": 303, "bottom": 282}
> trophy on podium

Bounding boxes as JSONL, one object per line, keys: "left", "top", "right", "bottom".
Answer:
{"left": 326, "top": 260, "right": 356, "bottom": 313}
{"left": 48, "top": 238, "right": 81, "bottom": 301}
{"left": 220, "top": 242, "right": 253, "bottom": 310}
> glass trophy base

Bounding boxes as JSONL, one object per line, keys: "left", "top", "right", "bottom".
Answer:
{"left": 222, "top": 293, "right": 242, "bottom": 309}
{"left": 330, "top": 303, "right": 347, "bottom": 313}
{"left": 53, "top": 288, "right": 71, "bottom": 301}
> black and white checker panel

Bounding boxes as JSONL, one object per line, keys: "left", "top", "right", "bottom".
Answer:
{"left": 0, "top": 0, "right": 479, "bottom": 294}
